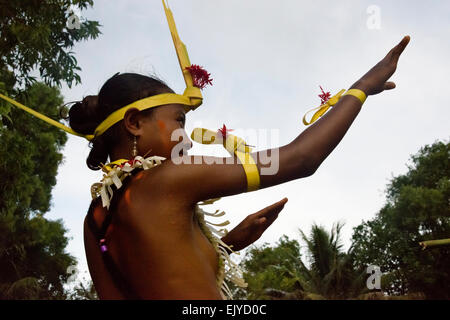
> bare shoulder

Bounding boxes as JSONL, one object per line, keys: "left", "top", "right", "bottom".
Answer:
{"left": 111, "top": 163, "right": 196, "bottom": 225}
{"left": 136, "top": 155, "right": 248, "bottom": 205}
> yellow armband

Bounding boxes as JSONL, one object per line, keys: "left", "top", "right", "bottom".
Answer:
{"left": 191, "top": 127, "right": 260, "bottom": 192}
{"left": 342, "top": 88, "right": 367, "bottom": 104}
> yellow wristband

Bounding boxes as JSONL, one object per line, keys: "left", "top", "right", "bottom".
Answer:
{"left": 342, "top": 89, "right": 367, "bottom": 104}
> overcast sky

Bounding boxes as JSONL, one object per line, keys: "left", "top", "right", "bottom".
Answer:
{"left": 45, "top": 0, "right": 450, "bottom": 283}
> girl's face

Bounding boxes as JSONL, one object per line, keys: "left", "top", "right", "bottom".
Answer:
{"left": 137, "top": 104, "right": 192, "bottom": 159}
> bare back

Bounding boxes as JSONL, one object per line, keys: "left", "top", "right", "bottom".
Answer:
{"left": 84, "top": 164, "right": 223, "bottom": 299}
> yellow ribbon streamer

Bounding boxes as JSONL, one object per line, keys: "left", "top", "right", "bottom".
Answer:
{"left": 190, "top": 128, "right": 260, "bottom": 192}
{"left": 302, "top": 89, "right": 346, "bottom": 126}
{"left": 0, "top": 92, "right": 196, "bottom": 142}
{"left": 0, "top": 93, "right": 92, "bottom": 140}
{"left": 419, "top": 238, "right": 450, "bottom": 250}
{"left": 162, "top": 0, "right": 202, "bottom": 109}
{"left": 302, "top": 88, "right": 367, "bottom": 126}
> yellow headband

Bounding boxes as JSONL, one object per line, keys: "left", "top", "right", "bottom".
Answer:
{"left": 94, "top": 93, "right": 193, "bottom": 137}
{"left": 0, "top": 0, "right": 205, "bottom": 141}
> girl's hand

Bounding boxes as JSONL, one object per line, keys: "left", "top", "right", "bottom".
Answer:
{"left": 221, "top": 198, "right": 288, "bottom": 252}
{"left": 351, "top": 35, "right": 410, "bottom": 96}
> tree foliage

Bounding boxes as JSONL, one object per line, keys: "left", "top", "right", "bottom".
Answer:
{"left": 0, "top": 0, "right": 101, "bottom": 89}
{"left": 0, "top": 80, "right": 77, "bottom": 299}
{"left": 236, "top": 235, "right": 304, "bottom": 299}
{"left": 239, "top": 140, "right": 449, "bottom": 300}
{"left": 299, "top": 222, "right": 367, "bottom": 299}
{"left": 0, "top": 1, "right": 102, "bottom": 299}
{"left": 351, "top": 140, "right": 450, "bottom": 299}
{"left": 238, "top": 225, "right": 368, "bottom": 300}
{"left": 67, "top": 280, "right": 98, "bottom": 300}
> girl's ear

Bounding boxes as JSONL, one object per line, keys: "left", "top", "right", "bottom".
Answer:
{"left": 123, "top": 108, "right": 144, "bottom": 136}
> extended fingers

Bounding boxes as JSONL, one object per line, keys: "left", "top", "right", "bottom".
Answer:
{"left": 390, "top": 36, "right": 410, "bottom": 61}
{"left": 254, "top": 198, "right": 288, "bottom": 220}
{"left": 263, "top": 198, "right": 288, "bottom": 214}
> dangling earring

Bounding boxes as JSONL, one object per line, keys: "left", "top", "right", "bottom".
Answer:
{"left": 132, "top": 135, "right": 138, "bottom": 158}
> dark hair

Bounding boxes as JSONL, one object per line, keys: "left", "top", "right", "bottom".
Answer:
{"left": 69, "top": 73, "right": 174, "bottom": 170}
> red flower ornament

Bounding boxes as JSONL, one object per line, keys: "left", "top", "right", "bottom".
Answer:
{"left": 318, "top": 85, "right": 331, "bottom": 105}
{"left": 217, "top": 124, "right": 233, "bottom": 139}
{"left": 185, "top": 64, "right": 213, "bottom": 89}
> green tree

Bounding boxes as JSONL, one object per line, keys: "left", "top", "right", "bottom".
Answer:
{"left": 351, "top": 140, "right": 450, "bottom": 299}
{"left": 299, "top": 222, "right": 367, "bottom": 299}
{"left": 67, "top": 280, "right": 98, "bottom": 300}
{"left": 0, "top": 1, "right": 102, "bottom": 299}
{"left": 0, "top": 81, "right": 76, "bottom": 299}
{"left": 0, "top": 0, "right": 101, "bottom": 89}
{"left": 236, "top": 235, "right": 305, "bottom": 299}
{"left": 238, "top": 224, "right": 367, "bottom": 300}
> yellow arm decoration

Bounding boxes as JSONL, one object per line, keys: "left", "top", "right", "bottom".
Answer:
{"left": 302, "top": 88, "right": 367, "bottom": 125}
{"left": 343, "top": 88, "right": 367, "bottom": 104}
{"left": 302, "top": 89, "right": 345, "bottom": 125}
{"left": 190, "top": 126, "right": 261, "bottom": 192}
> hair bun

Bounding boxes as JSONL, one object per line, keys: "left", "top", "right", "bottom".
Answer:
{"left": 69, "top": 95, "right": 101, "bottom": 134}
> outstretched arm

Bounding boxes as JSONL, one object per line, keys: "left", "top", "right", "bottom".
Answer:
{"left": 293, "top": 36, "right": 411, "bottom": 174}
{"left": 153, "top": 36, "right": 410, "bottom": 205}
